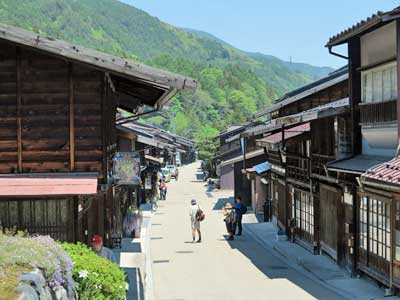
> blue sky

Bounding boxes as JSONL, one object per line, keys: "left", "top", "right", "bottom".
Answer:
{"left": 120, "top": 0, "right": 399, "bottom": 68}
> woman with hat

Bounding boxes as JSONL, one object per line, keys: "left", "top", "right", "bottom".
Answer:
{"left": 223, "top": 203, "right": 235, "bottom": 240}
{"left": 189, "top": 199, "right": 202, "bottom": 243}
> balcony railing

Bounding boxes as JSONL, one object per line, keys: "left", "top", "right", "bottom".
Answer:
{"left": 287, "top": 154, "right": 310, "bottom": 182}
{"left": 359, "top": 100, "right": 397, "bottom": 124}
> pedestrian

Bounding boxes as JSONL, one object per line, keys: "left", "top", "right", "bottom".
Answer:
{"left": 91, "top": 235, "right": 117, "bottom": 263}
{"left": 223, "top": 203, "right": 235, "bottom": 240}
{"left": 233, "top": 196, "right": 247, "bottom": 236}
{"left": 159, "top": 180, "right": 167, "bottom": 200}
{"left": 189, "top": 199, "right": 202, "bottom": 243}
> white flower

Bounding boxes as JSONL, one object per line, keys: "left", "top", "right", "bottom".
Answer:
{"left": 125, "top": 283, "right": 129, "bottom": 290}
{"left": 78, "top": 270, "right": 89, "bottom": 279}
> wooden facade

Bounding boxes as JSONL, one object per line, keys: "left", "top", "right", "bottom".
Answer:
{"left": 254, "top": 69, "right": 351, "bottom": 258}
{"left": 0, "top": 24, "right": 196, "bottom": 243}
{"left": 0, "top": 41, "right": 116, "bottom": 242}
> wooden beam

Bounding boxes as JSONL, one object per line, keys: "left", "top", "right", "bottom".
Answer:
{"left": 69, "top": 63, "right": 75, "bottom": 171}
{"left": 348, "top": 37, "right": 362, "bottom": 155}
{"left": 16, "top": 47, "right": 22, "bottom": 172}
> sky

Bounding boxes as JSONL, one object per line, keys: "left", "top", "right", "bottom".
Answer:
{"left": 120, "top": 0, "right": 399, "bottom": 68}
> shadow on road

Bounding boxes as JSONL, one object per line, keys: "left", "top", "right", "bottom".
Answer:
{"left": 213, "top": 197, "right": 234, "bottom": 210}
{"left": 114, "top": 239, "right": 145, "bottom": 300}
{"left": 225, "top": 236, "right": 340, "bottom": 300}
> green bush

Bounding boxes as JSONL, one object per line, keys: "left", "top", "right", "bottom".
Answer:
{"left": 62, "top": 243, "right": 126, "bottom": 300}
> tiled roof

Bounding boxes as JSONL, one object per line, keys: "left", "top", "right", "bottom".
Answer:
{"left": 362, "top": 156, "right": 400, "bottom": 187}
{"left": 327, "top": 7, "right": 400, "bottom": 47}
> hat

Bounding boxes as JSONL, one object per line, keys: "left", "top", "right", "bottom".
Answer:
{"left": 91, "top": 235, "right": 103, "bottom": 244}
{"left": 225, "top": 203, "right": 233, "bottom": 209}
{"left": 191, "top": 199, "right": 197, "bottom": 205}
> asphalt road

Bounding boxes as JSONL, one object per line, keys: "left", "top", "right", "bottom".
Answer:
{"left": 150, "top": 162, "right": 344, "bottom": 300}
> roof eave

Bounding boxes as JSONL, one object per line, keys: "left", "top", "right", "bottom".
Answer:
{"left": 0, "top": 23, "right": 197, "bottom": 93}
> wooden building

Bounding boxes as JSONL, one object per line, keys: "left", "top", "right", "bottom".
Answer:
{"left": 214, "top": 126, "right": 246, "bottom": 190}
{"left": 0, "top": 24, "right": 196, "bottom": 243}
{"left": 326, "top": 7, "right": 400, "bottom": 288}
{"left": 252, "top": 67, "right": 351, "bottom": 262}
{"left": 216, "top": 124, "right": 268, "bottom": 207}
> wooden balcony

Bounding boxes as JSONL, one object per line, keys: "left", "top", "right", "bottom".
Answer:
{"left": 311, "top": 154, "right": 335, "bottom": 176}
{"left": 287, "top": 154, "right": 310, "bottom": 182}
{"left": 359, "top": 100, "right": 397, "bottom": 124}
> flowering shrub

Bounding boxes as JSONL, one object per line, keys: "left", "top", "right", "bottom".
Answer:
{"left": 62, "top": 242, "right": 126, "bottom": 300}
{"left": 0, "top": 233, "right": 73, "bottom": 289}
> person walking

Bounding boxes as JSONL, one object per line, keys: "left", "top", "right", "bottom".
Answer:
{"left": 223, "top": 203, "right": 235, "bottom": 240}
{"left": 189, "top": 199, "right": 202, "bottom": 243}
{"left": 233, "top": 196, "right": 246, "bottom": 236}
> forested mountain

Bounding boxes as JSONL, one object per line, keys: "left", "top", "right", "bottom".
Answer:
{"left": 0, "top": 0, "right": 333, "bottom": 159}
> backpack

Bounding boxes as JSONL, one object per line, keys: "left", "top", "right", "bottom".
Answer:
{"left": 241, "top": 205, "right": 247, "bottom": 215}
{"left": 196, "top": 207, "right": 205, "bottom": 221}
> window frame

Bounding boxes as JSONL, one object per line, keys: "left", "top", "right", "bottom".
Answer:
{"left": 361, "top": 61, "right": 397, "bottom": 104}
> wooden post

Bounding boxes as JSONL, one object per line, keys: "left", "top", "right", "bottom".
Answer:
{"left": 69, "top": 63, "right": 75, "bottom": 171}
{"left": 101, "top": 75, "right": 107, "bottom": 181}
{"left": 348, "top": 38, "right": 361, "bottom": 156}
{"left": 16, "top": 47, "right": 22, "bottom": 172}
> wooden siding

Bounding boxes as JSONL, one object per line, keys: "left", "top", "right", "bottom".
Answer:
{"left": 359, "top": 100, "right": 397, "bottom": 124}
{"left": 311, "top": 118, "right": 336, "bottom": 176}
{"left": 278, "top": 80, "right": 348, "bottom": 118}
{"left": 0, "top": 197, "right": 76, "bottom": 242}
{"left": 0, "top": 41, "right": 114, "bottom": 179}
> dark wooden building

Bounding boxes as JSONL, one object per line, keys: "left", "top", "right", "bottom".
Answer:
{"left": 0, "top": 24, "right": 196, "bottom": 243}
{"left": 254, "top": 67, "right": 351, "bottom": 263}
{"left": 327, "top": 7, "right": 400, "bottom": 288}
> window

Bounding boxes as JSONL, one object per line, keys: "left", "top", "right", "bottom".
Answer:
{"left": 395, "top": 201, "right": 400, "bottom": 261}
{"left": 293, "top": 191, "right": 314, "bottom": 241}
{"left": 359, "top": 195, "right": 391, "bottom": 261}
{"left": 361, "top": 62, "right": 397, "bottom": 103}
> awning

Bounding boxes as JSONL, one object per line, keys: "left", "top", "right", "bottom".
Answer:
{"left": 219, "top": 149, "right": 265, "bottom": 167}
{"left": 256, "top": 123, "right": 310, "bottom": 147}
{"left": 361, "top": 156, "right": 400, "bottom": 189}
{"left": 327, "top": 155, "right": 391, "bottom": 175}
{"left": 137, "top": 135, "right": 172, "bottom": 150}
{"left": 0, "top": 173, "right": 98, "bottom": 196}
{"left": 243, "top": 161, "right": 271, "bottom": 175}
{"left": 145, "top": 155, "right": 163, "bottom": 164}
{"left": 253, "top": 162, "right": 272, "bottom": 174}
{"left": 278, "top": 98, "right": 349, "bottom": 125}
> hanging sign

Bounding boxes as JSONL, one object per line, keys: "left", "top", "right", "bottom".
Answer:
{"left": 112, "top": 152, "right": 141, "bottom": 185}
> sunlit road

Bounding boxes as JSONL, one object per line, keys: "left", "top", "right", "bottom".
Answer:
{"left": 150, "top": 162, "right": 343, "bottom": 300}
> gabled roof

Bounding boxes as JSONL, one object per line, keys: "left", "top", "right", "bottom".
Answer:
{"left": 252, "top": 67, "right": 348, "bottom": 119}
{"left": 326, "top": 7, "right": 400, "bottom": 47}
{"left": 0, "top": 23, "right": 197, "bottom": 110}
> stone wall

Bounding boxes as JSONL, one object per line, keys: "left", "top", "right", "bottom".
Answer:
{"left": 15, "top": 268, "right": 76, "bottom": 300}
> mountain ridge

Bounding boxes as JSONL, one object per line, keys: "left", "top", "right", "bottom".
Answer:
{"left": 0, "top": 0, "right": 334, "bottom": 159}
{"left": 182, "top": 27, "right": 334, "bottom": 77}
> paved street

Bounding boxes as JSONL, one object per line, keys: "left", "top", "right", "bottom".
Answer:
{"left": 150, "top": 162, "right": 344, "bottom": 300}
